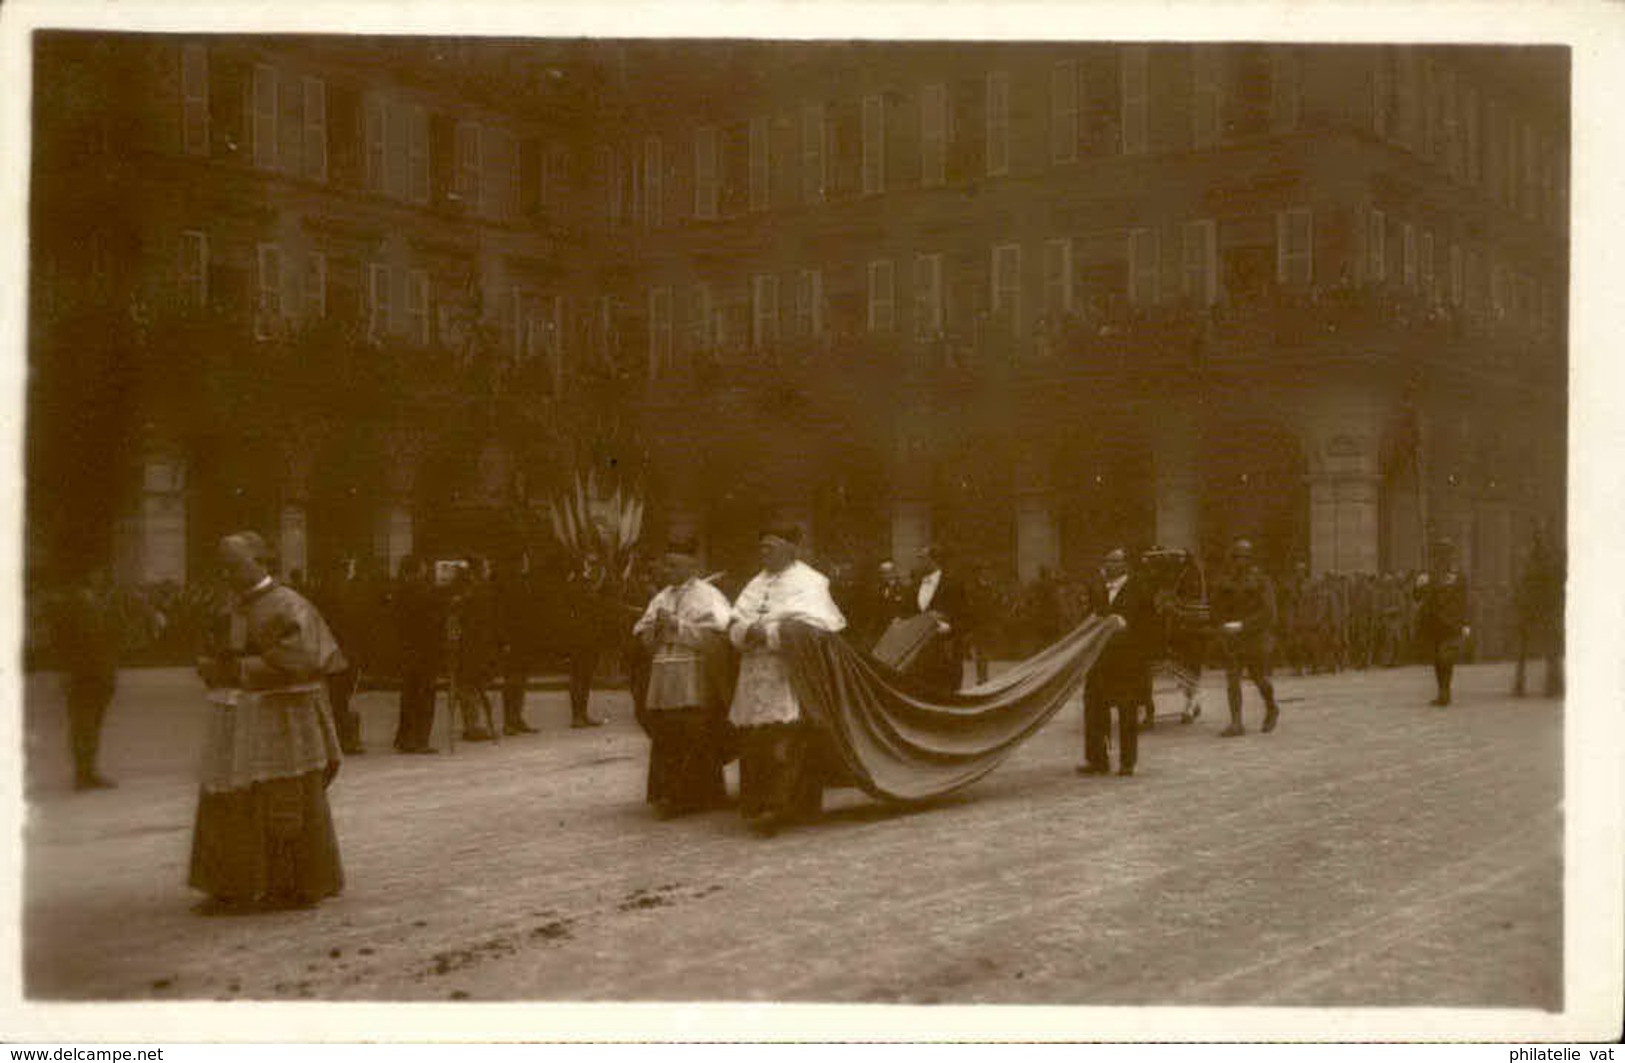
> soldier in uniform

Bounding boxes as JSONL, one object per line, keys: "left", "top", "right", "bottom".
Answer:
{"left": 1210, "top": 538, "right": 1281, "bottom": 738}
{"left": 1414, "top": 539, "right": 1470, "bottom": 707}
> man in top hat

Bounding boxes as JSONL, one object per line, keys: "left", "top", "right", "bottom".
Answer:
{"left": 910, "top": 544, "right": 969, "bottom": 692}
{"left": 1415, "top": 538, "right": 1470, "bottom": 706}
{"left": 727, "top": 524, "right": 847, "bottom": 836}
{"left": 1078, "top": 546, "right": 1158, "bottom": 777}
{"left": 1210, "top": 537, "right": 1281, "bottom": 737}
{"left": 632, "top": 536, "right": 735, "bottom": 819}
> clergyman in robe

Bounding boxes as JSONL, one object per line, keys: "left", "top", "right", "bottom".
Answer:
{"left": 727, "top": 525, "right": 847, "bottom": 837}
{"left": 632, "top": 536, "right": 735, "bottom": 818}
{"left": 190, "top": 531, "right": 346, "bottom": 913}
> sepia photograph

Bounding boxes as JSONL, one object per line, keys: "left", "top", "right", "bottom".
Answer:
{"left": 3, "top": 0, "right": 1620, "bottom": 1044}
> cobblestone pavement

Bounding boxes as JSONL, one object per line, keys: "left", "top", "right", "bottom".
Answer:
{"left": 20, "top": 661, "right": 1563, "bottom": 1013}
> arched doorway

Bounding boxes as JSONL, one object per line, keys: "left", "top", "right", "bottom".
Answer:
{"left": 1199, "top": 417, "right": 1309, "bottom": 575}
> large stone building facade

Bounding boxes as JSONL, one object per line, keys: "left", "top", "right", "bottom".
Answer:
{"left": 28, "top": 37, "right": 1567, "bottom": 596}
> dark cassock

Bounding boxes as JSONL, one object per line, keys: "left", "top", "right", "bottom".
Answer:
{"left": 728, "top": 527, "right": 847, "bottom": 836}
{"left": 190, "top": 533, "right": 345, "bottom": 912}
{"left": 632, "top": 540, "right": 736, "bottom": 818}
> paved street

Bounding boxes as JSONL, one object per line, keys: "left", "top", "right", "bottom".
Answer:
{"left": 21, "top": 661, "right": 1562, "bottom": 1012}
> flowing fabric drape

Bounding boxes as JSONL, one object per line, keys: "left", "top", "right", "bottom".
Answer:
{"left": 778, "top": 614, "right": 1126, "bottom": 804}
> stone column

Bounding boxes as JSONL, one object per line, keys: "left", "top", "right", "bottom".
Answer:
{"left": 1308, "top": 471, "right": 1381, "bottom": 575}
{"left": 373, "top": 505, "right": 414, "bottom": 576}
{"left": 1011, "top": 447, "right": 1058, "bottom": 583}
{"left": 890, "top": 500, "right": 931, "bottom": 573}
{"left": 1014, "top": 495, "right": 1060, "bottom": 583}
{"left": 374, "top": 430, "right": 419, "bottom": 576}
{"left": 1152, "top": 415, "right": 1201, "bottom": 553}
{"left": 115, "top": 452, "right": 187, "bottom": 585}
{"left": 278, "top": 503, "right": 309, "bottom": 581}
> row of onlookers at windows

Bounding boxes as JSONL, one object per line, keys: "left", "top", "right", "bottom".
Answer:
{"left": 159, "top": 209, "right": 1557, "bottom": 356}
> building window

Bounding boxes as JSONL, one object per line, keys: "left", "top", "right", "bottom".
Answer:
{"left": 181, "top": 43, "right": 209, "bottom": 155}
{"left": 1276, "top": 208, "right": 1313, "bottom": 287}
{"left": 688, "top": 283, "right": 713, "bottom": 355}
{"left": 507, "top": 135, "right": 524, "bottom": 221}
{"left": 1181, "top": 219, "right": 1217, "bottom": 306}
{"left": 643, "top": 136, "right": 663, "bottom": 227}
{"left": 362, "top": 95, "right": 383, "bottom": 193}
{"left": 255, "top": 243, "right": 282, "bottom": 339}
{"left": 407, "top": 270, "right": 430, "bottom": 346}
{"left": 992, "top": 243, "right": 1022, "bottom": 331}
{"left": 481, "top": 130, "right": 507, "bottom": 219}
{"left": 862, "top": 95, "right": 886, "bottom": 196}
{"left": 801, "top": 105, "right": 825, "bottom": 204}
{"left": 986, "top": 72, "right": 1010, "bottom": 176}
{"left": 695, "top": 126, "right": 719, "bottom": 220}
{"left": 1522, "top": 120, "right": 1539, "bottom": 220}
{"left": 1372, "top": 49, "right": 1392, "bottom": 140}
{"left": 544, "top": 145, "right": 569, "bottom": 213}
{"left": 302, "top": 251, "right": 326, "bottom": 320}
{"left": 1462, "top": 82, "right": 1480, "bottom": 186}
{"left": 1270, "top": 47, "right": 1300, "bottom": 132}
{"left": 648, "top": 287, "right": 673, "bottom": 376}
{"left": 302, "top": 77, "right": 327, "bottom": 182}
{"left": 752, "top": 274, "right": 779, "bottom": 349}
{"left": 1465, "top": 246, "right": 1486, "bottom": 317}
{"left": 1448, "top": 243, "right": 1464, "bottom": 307}
{"left": 1043, "top": 238, "right": 1073, "bottom": 319}
{"left": 1121, "top": 47, "right": 1149, "bottom": 155}
{"left": 795, "top": 269, "right": 824, "bottom": 338}
{"left": 1421, "top": 59, "right": 1440, "bottom": 161}
{"left": 367, "top": 263, "right": 391, "bottom": 341}
{"left": 913, "top": 253, "right": 943, "bottom": 337}
{"left": 867, "top": 259, "right": 895, "bottom": 332}
{"left": 1051, "top": 62, "right": 1078, "bottom": 164}
{"left": 918, "top": 84, "right": 948, "bottom": 187}
{"left": 405, "top": 106, "right": 429, "bottom": 204}
{"left": 179, "top": 230, "right": 208, "bottom": 309}
{"left": 1191, "top": 46, "right": 1221, "bottom": 149}
{"left": 1420, "top": 229, "right": 1436, "bottom": 303}
{"left": 1401, "top": 223, "right": 1418, "bottom": 290}
{"left": 252, "top": 64, "right": 279, "bottom": 170}
{"left": 1397, "top": 51, "right": 1422, "bottom": 151}
{"left": 1129, "top": 228, "right": 1159, "bottom": 306}
{"left": 749, "top": 118, "right": 770, "bottom": 212}
{"left": 1367, "top": 208, "right": 1387, "bottom": 283}
{"left": 1440, "top": 66, "right": 1461, "bottom": 180}
{"left": 455, "top": 121, "right": 481, "bottom": 208}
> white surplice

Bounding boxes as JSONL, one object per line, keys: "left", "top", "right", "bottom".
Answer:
{"left": 727, "top": 560, "right": 847, "bottom": 728}
{"left": 632, "top": 577, "right": 732, "bottom": 710}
